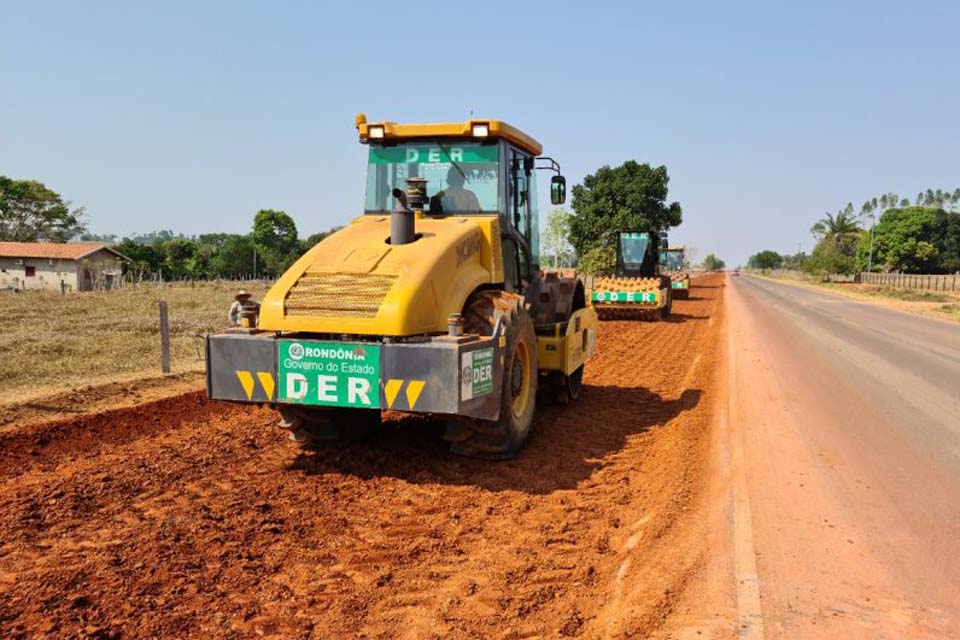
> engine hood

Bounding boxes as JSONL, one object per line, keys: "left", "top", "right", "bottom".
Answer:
{"left": 257, "top": 215, "right": 503, "bottom": 336}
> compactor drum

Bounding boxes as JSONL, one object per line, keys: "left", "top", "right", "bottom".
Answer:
{"left": 205, "top": 115, "right": 597, "bottom": 458}
{"left": 588, "top": 232, "right": 672, "bottom": 320}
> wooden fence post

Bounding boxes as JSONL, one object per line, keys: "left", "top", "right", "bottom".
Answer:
{"left": 159, "top": 301, "right": 171, "bottom": 374}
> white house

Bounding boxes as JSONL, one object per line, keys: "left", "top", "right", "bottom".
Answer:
{"left": 0, "top": 242, "right": 129, "bottom": 292}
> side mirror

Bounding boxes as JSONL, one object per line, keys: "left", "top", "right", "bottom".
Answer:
{"left": 550, "top": 175, "right": 567, "bottom": 205}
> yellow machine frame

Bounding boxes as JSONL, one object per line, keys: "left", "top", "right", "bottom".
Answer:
{"left": 207, "top": 114, "right": 597, "bottom": 430}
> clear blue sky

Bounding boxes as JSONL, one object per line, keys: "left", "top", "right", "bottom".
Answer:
{"left": 3, "top": 1, "right": 958, "bottom": 266}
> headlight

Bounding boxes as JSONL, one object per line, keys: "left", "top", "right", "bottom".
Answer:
{"left": 472, "top": 123, "right": 489, "bottom": 138}
{"left": 368, "top": 125, "right": 385, "bottom": 139}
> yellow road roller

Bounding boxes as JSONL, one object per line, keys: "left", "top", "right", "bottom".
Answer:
{"left": 206, "top": 114, "right": 598, "bottom": 458}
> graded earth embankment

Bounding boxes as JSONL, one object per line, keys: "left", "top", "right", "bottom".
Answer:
{"left": 0, "top": 274, "right": 726, "bottom": 640}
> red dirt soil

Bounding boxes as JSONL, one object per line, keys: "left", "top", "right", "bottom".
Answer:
{"left": 0, "top": 274, "right": 727, "bottom": 640}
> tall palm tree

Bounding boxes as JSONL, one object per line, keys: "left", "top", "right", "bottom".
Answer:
{"left": 810, "top": 210, "right": 861, "bottom": 244}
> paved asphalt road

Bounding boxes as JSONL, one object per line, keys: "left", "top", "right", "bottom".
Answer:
{"left": 726, "top": 275, "right": 960, "bottom": 638}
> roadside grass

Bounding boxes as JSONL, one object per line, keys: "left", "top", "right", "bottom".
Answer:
{"left": 849, "top": 285, "right": 950, "bottom": 303}
{"left": 935, "top": 303, "right": 960, "bottom": 322}
{"left": 748, "top": 271, "right": 960, "bottom": 324}
{"left": 0, "top": 282, "right": 270, "bottom": 402}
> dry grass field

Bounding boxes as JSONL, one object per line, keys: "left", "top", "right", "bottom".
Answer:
{"left": 0, "top": 282, "right": 270, "bottom": 402}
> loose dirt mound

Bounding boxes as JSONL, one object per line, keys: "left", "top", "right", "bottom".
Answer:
{"left": 0, "top": 373, "right": 205, "bottom": 431}
{"left": 0, "top": 274, "right": 726, "bottom": 640}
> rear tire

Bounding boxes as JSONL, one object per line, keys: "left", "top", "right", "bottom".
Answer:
{"left": 446, "top": 290, "right": 538, "bottom": 459}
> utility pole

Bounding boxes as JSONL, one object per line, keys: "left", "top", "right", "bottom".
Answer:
{"left": 867, "top": 213, "right": 876, "bottom": 273}
{"left": 253, "top": 247, "right": 257, "bottom": 279}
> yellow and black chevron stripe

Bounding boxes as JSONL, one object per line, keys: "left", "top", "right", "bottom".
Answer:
{"left": 235, "top": 370, "right": 275, "bottom": 401}
{"left": 383, "top": 378, "right": 426, "bottom": 411}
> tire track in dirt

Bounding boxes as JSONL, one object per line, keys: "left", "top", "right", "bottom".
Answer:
{"left": 0, "top": 274, "right": 727, "bottom": 640}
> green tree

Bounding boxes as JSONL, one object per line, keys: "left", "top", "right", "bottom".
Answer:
{"left": 160, "top": 238, "right": 199, "bottom": 279}
{"left": 128, "top": 229, "right": 186, "bottom": 244}
{"left": 806, "top": 235, "right": 860, "bottom": 275}
{"left": 541, "top": 208, "right": 573, "bottom": 268}
{"left": 116, "top": 239, "right": 161, "bottom": 280}
{"left": 194, "top": 233, "right": 234, "bottom": 275}
{"left": 568, "top": 161, "right": 682, "bottom": 259}
{"left": 809, "top": 208, "right": 861, "bottom": 275}
{"left": 937, "top": 210, "right": 960, "bottom": 273}
{"left": 747, "top": 250, "right": 783, "bottom": 270}
{"left": 301, "top": 226, "right": 342, "bottom": 252}
{"left": 781, "top": 252, "right": 808, "bottom": 270}
{"left": 211, "top": 234, "right": 257, "bottom": 278}
{"left": 858, "top": 206, "right": 940, "bottom": 273}
{"left": 577, "top": 246, "right": 616, "bottom": 276}
{"left": 251, "top": 209, "right": 299, "bottom": 276}
{"left": 703, "top": 254, "right": 726, "bottom": 270}
{"left": 0, "top": 176, "right": 87, "bottom": 241}
{"left": 78, "top": 232, "right": 118, "bottom": 242}
{"left": 810, "top": 209, "right": 861, "bottom": 245}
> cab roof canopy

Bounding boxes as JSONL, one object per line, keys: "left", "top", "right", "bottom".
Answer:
{"left": 355, "top": 113, "right": 542, "bottom": 156}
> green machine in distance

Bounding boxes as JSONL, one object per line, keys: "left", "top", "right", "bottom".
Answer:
{"left": 586, "top": 232, "right": 673, "bottom": 320}
{"left": 659, "top": 244, "right": 690, "bottom": 300}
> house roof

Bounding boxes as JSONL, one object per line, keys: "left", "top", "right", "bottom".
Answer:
{"left": 0, "top": 242, "right": 130, "bottom": 261}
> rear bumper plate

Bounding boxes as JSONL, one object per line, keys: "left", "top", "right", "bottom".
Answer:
{"left": 206, "top": 333, "right": 504, "bottom": 420}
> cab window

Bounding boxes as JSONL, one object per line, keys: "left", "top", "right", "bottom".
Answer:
{"left": 620, "top": 234, "right": 650, "bottom": 268}
{"left": 364, "top": 142, "right": 499, "bottom": 214}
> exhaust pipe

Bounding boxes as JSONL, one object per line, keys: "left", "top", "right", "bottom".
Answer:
{"left": 390, "top": 177, "right": 427, "bottom": 245}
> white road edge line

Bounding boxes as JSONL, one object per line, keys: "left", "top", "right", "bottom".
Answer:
{"left": 726, "top": 282, "right": 765, "bottom": 639}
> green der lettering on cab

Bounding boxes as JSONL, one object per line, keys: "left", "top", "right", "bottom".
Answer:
{"left": 278, "top": 341, "right": 381, "bottom": 408}
{"left": 368, "top": 145, "right": 499, "bottom": 165}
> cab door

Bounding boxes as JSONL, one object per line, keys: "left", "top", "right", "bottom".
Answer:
{"left": 503, "top": 147, "right": 538, "bottom": 292}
